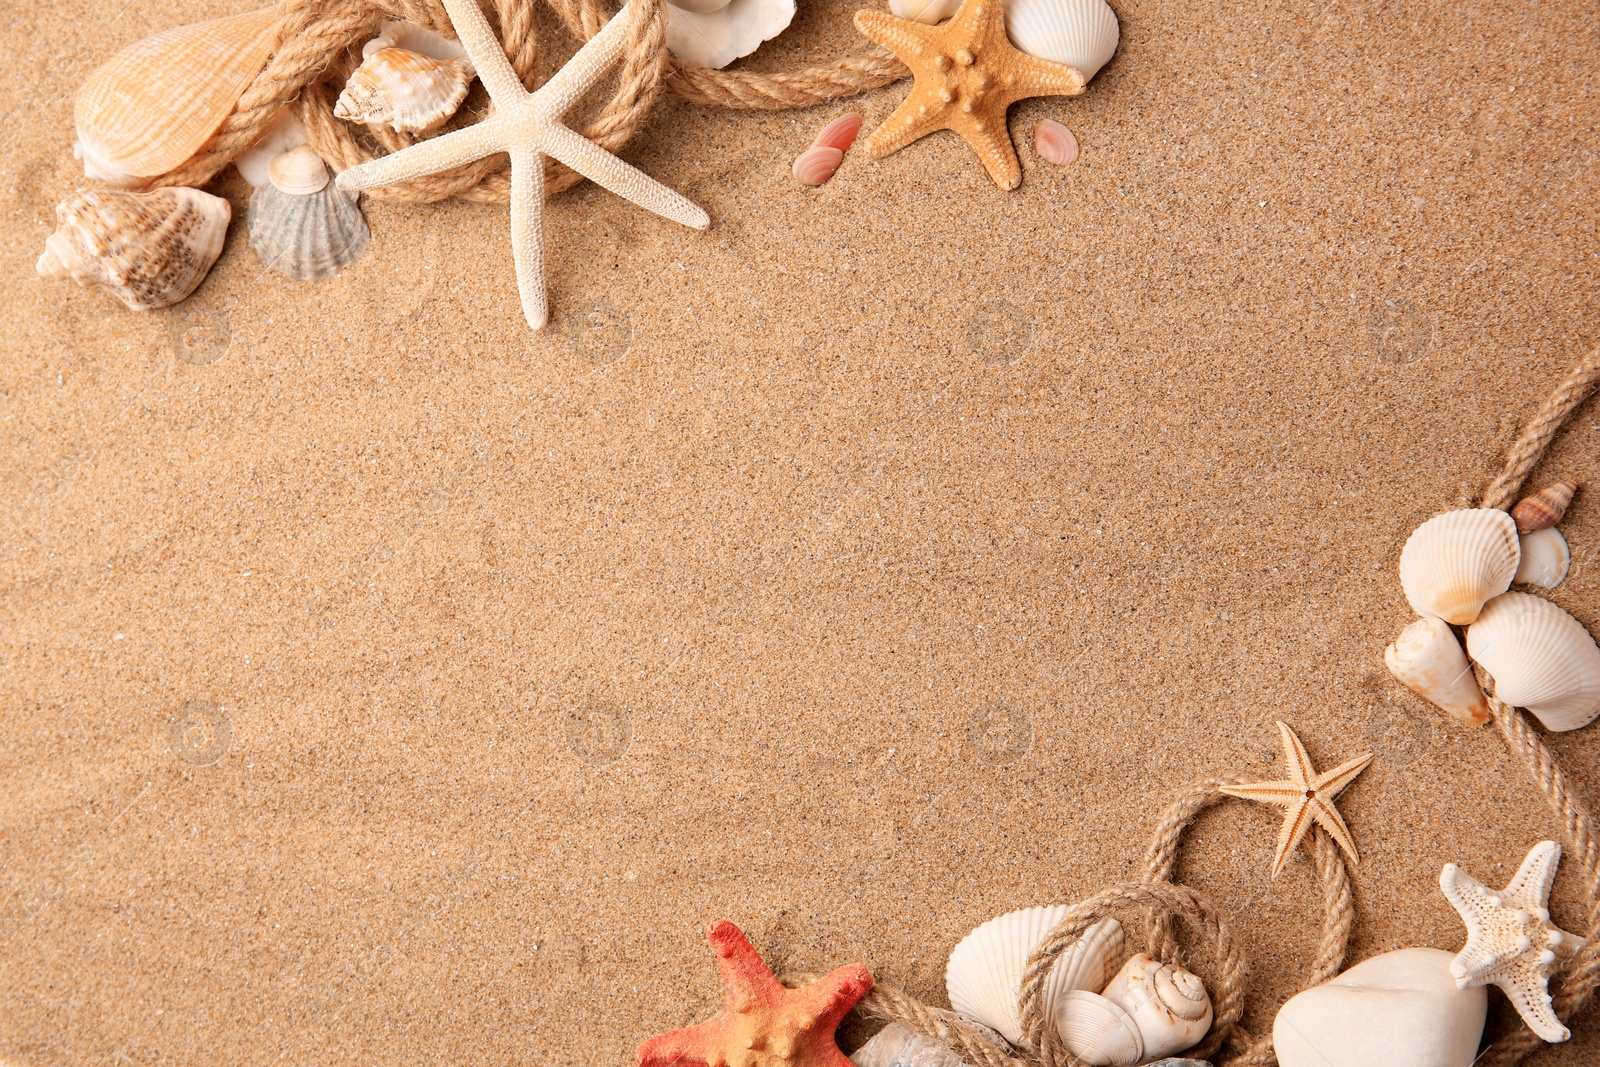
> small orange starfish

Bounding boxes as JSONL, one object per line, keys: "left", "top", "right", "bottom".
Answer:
{"left": 854, "top": 0, "right": 1086, "bottom": 189}
{"left": 636, "top": 920, "right": 873, "bottom": 1067}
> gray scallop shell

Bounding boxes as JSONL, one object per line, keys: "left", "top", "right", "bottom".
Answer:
{"left": 246, "top": 181, "right": 368, "bottom": 281}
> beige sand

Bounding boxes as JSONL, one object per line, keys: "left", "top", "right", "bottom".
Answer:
{"left": 3, "top": 0, "right": 1599, "bottom": 1062}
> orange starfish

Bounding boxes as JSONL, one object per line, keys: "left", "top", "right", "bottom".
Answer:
{"left": 636, "top": 920, "right": 873, "bottom": 1067}
{"left": 854, "top": 0, "right": 1086, "bottom": 189}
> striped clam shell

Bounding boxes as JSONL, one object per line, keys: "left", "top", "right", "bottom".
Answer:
{"left": 1467, "top": 592, "right": 1600, "bottom": 732}
{"left": 1398, "top": 509, "right": 1520, "bottom": 625}
{"left": 1004, "top": 0, "right": 1120, "bottom": 82}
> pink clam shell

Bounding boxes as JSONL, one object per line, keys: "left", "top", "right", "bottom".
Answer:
{"left": 793, "top": 145, "right": 844, "bottom": 187}
{"left": 810, "top": 112, "right": 864, "bottom": 153}
{"left": 1034, "top": 120, "right": 1078, "bottom": 166}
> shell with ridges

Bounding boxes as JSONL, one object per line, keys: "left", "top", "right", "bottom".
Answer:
{"left": 1385, "top": 615, "right": 1489, "bottom": 725}
{"left": 334, "top": 47, "right": 476, "bottom": 135}
{"left": 247, "top": 149, "right": 368, "bottom": 281}
{"left": 363, "top": 20, "right": 468, "bottom": 62}
{"left": 1398, "top": 509, "right": 1520, "bottom": 625}
{"left": 946, "top": 907, "right": 1124, "bottom": 1046}
{"left": 235, "top": 110, "right": 308, "bottom": 188}
{"left": 1515, "top": 528, "right": 1570, "bottom": 589}
{"left": 74, "top": 8, "right": 278, "bottom": 186}
{"left": 1052, "top": 991, "right": 1144, "bottom": 1066}
{"left": 1512, "top": 482, "right": 1577, "bottom": 534}
{"left": 888, "top": 0, "right": 963, "bottom": 24}
{"left": 1005, "top": 0, "right": 1120, "bottom": 82}
{"left": 793, "top": 146, "right": 843, "bottom": 186}
{"left": 1100, "top": 953, "right": 1213, "bottom": 1060}
{"left": 1467, "top": 592, "right": 1600, "bottom": 732}
{"left": 664, "top": 0, "right": 796, "bottom": 70}
{"left": 37, "top": 187, "right": 230, "bottom": 310}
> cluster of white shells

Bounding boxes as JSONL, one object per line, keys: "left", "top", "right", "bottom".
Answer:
{"left": 889, "top": 0, "right": 1120, "bottom": 83}
{"left": 942, "top": 906, "right": 1213, "bottom": 1065}
{"left": 1387, "top": 485, "right": 1600, "bottom": 733}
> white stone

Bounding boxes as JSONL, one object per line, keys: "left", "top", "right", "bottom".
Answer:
{"left": 1273, "top": 948, "right": 1486, "bottom": 1067}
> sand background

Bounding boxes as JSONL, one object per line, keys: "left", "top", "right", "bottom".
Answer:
{"left": 3, "top": 0, "right": 1599, "bottom": 1062}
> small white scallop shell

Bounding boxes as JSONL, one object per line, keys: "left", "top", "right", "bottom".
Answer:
{"left": 247, "top": 147, "right": 368, "bottom": 281}
{"left": 946, "top": 907, "right": 1124, "bottom": 1046}
{"left": 1053, "top": 991, "right": 1144, "bottom": 1066}
{"left": 74, "top": 8, "right": 279, "bottom": 186}
{"left": 1515, "top": 528, "right": 1570, "bottom": 589}
{"left": 234, "top": 110, "right": 309, "bottom": 188}
{"left": 664, "top": 0, "right": 796, "bottom": 69}
{"left": 334, "top": 47, "right": 476, "bottom": 134}
{"left": 36, "top": 187, "right": 230, "bottom": 310}
{"left": 1385, "top": 615, "right": 1490, "bottom": 725}
{"left": 1100, "top": 953, "right": 1213, "bottom": 1060}
{"left": 1399, "top": 509, "right": 1520, "bottom": 625}
{"left": 1005, "top": 0, "right": 1120, "bottom": 82}
{"left": 1467, "top": 592, "right": 1600, "bottom": 732}
{"left": 888, "top": 0, "right": 963, "bottom": 24}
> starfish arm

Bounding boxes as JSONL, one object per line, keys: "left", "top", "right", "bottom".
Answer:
{"left": 860, "top": 98, "right": 949, "bottom": 161}
{"left": 1007, "top": 54, "right": 1088, "bottom": 99}
{"left": 636, "top": 1019, "right": 721, "bottom": 1067}
{"left": 540, "top": 122, "right": 710, "bottom": 230}
{"left": 1506, "top": 840, "right": 1563, "bottom": 907}
{"left": 536, "top": 3, "right": 633, "bottom": 116}
{"left": 707, "top": 920, "right": 788, "bottom": 1009}
{"left": 1311, "top": 751, "right": 1374, "bottom": 800}
{"left": 852, "top": 10, "right": 937, "bottom": 55}
{"left": 1308, "top": 795, "right": 1362, "bottom": 866}
{"left": 508, "top": 143, "right": 549, "bottom": 329}
{"left": 950, "top": 116, "right": 1021, "bottom": 190}
{"left": 440, "top": 0, "right": 527, "bottom": 102}
{"left": 788, "top": 963, "right": 873, "bottom": 1031}
{"left": 1218, "top": 780, "right": 1299, "bottom": 804}
{"left": 335, "top": 120, "right": 504, "bottom": 192}
{"left": 1269, "top": 798, "right": 1316, "bottom": 878}
{"left": 1501, "top": 969, "right": 1571, "bottom": 1043}
{"left": 1277, "top": 721, "right": 1316, "bottom": 787}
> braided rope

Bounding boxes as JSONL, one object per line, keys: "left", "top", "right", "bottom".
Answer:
{"left": 1480, "top": 345, "right": 1600, "bottom": 510}
{"left": 153, "top": 0, "right": 907, "bottom": 199}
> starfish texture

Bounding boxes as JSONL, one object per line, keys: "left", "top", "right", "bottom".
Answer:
{"left": 335, "top": 0, "right": 708, "bottom": 330}
{"left": 1220, "top": 721, "right": 1373, "bottom": 878}
{"left": 636, "top": 920, "right": 872, "bottom": 1067}
{"left": 853, "top": 0, "right": 1085, "bottom": 189}
{"left": 1441, "top": 841, "right": 1588, "bottom": 1042}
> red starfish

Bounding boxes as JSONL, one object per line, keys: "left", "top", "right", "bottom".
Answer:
{"left": 637, "top": 920, "right": 873, "bottom": 1067}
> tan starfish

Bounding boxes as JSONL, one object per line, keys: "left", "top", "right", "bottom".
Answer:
{"left": 1221, "top": 721, "right": 1373, "bottom": 878}
{"left": 1441, "top": 841, "right": 1587, "bottom": 1043}
{"left": 335, "top": 0, "right": 708, "bottom": 330}
{"left": 853, "top": 0, "right": 1086, "bottom": 189}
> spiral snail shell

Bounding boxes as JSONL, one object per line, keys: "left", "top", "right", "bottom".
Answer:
{"left": 1100, "top": 953, "right": 1214, "bottom": 1060}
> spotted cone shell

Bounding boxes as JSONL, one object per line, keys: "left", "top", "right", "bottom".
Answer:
{"left": 74, "top": 8, "right": 278, "bottom": 186}
{"left": 37, "top": 187, "right": 231, "bottom": 310}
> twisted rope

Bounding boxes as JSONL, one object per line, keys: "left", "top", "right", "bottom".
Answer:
{"left": 154, "top": 0, "right": 907, "bottom": 199}
{"left": 1480, "top": 345, "right": 1600, "bottom": 510}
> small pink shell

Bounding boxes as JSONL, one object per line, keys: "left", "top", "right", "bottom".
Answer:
{"left": 793, "top": 145, "right": 844, "bottom": 187}
{"left": 811, "top": 112, "right": 864, "bottom": 153}
{"left": 1034, "top": 120, "right": 1078, "bottom": 166}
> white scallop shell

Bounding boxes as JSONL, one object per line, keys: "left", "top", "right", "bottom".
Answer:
{"left": 335, "top": 47, "right": 475, "bottom": 134}
{"left": 888, "top": 0, "right": 963, "bottom": 24}
{"left": 1005, "top": 0, "right": 1120, "bottom": 82}
{"left": 946, "top": 907, "right": 1124, "bottom": 1046}
{"left": 247, "top": 152, "right": 369, "bottom": 281}
{"left": 1385, "top": 615, "right": 1489, "bottom": 725}
{"left": 1467, "top": 592, "right": 1600, "bottom": 732}
{"left": 1399, "top": 509, "right": 1520, "bottom": 625}
{"left": 1100, "top": 953, "right": 1213, "bottom": 1060}
{"left": 669, "top": 0, "right": 735, "bottom": 13}
{"left": 234, "top": 110, "right": 308, "bottom": 188}
{"left": 664, "top": 0, "right": 795, "bottom": 69}
{"left": 269, "top": 145, "right": 330, "bottom": 195}
{"left": 1053, "top": 991, "right": 1144, "bottom": 1066}
{"left": 1515, "top": 528, "right": 1570, "bottom": 589}
{"left": 851, "top": 1019, "right": 1009, "bottom": 1067}
{"left": 36, "top": 187, "right": 230, "bottom": 310}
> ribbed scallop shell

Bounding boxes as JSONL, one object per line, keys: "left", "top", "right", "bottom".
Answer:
{"left": 946, "top": 906, "right": 1124, "bottom": 1045}
{"left": 1467, "top": 592, "right": 1600, "bottom": 732}
{"left": 36, "top": 187, "right": 230, "bottom": 310}
{"left": 1005, "top": 0, "right": 1120, "bottom": 82}
{"left": 1399, "top": 509, "right": 1520, "bottom": 625}
{"left": 334, "top": 47, "right": 475, "bottom": 135}
{"left": 1100, "top": 953, "right": 1213, "bottom": 1060}
{"left": 1385, "top": 615, "right": 1489, "bottom": 725}
{"left": 247, "top": 177, "right": 368, "bottom": 281}
{"left": 1515, "top": 528, "right": 1570, "bottom": 589}
{"left": 1053, "top": 991, "right": 1144, "bottom": 1066}
{"left": 888, "top": 0, "right": 963, "bottom": 24}
{"left": 664, "top": 0, "right": 795, "bottom": 69}
{"left": 74, "top": 8, "right": 278, "bottom": 186}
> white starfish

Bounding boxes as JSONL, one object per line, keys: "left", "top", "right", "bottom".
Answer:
{"left": 1440, "top": 840, "right": 1588, "bottom": 1042}
{"left": 335, "top": 0, "right": 709, "bottom": 330}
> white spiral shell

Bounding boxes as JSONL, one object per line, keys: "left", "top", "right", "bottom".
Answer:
{"left": 1052, "top": 991, "right": 1144, "bottom": 1066}
{"left": 1004, "top": 0, "right": 1120, "bottom": 82}
{"left": 946, "top": 907, "right": 1124, "bottom": 1045}
{"left": 1467, "top": 592, "right": 1600, "bottom": 732}
{"left": 1399, "top": 509, "right": 1520, "bottom": 625}
{"left": 1100, "top": 953, "right": 1213, "bottom": 1059}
